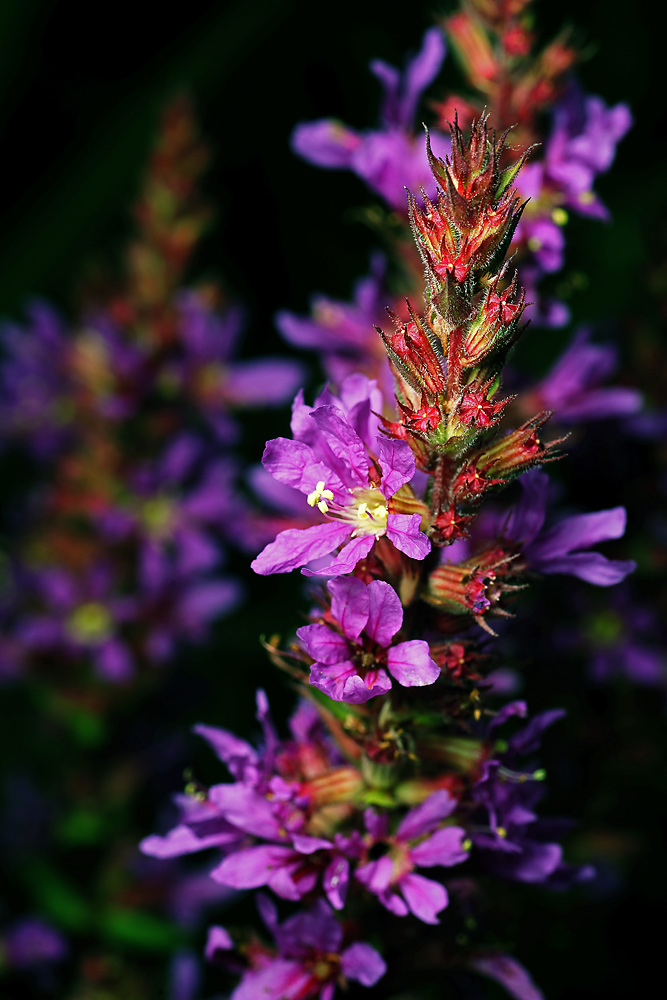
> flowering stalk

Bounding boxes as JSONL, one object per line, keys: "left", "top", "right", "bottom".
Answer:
{"left": 144, "top": 112, "right": 634, "bottom": 998}
{"left": 0, "top": 98, "right": 302, "bottom": 684}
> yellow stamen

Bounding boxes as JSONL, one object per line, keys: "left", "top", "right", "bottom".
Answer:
{"left": 307, "top": 481, "right": 334, "bottom": 511}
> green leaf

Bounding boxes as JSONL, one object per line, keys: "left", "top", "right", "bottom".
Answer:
{"left": 100, "top": 908, "right": 185, "bottom": 952}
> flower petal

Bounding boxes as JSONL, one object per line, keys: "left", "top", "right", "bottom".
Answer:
{"left": 410, "top": 826, "right": 469, "bottom": 868}
{"left": 378, "top": 437, "right": 416, "bottom": 497}
{"left": 341, "top": 942, "right": 387, "bottom": 986}
{"left": 328, "top": 576, "right": 369, "bottom": 641}
{"left": 303, "top": 533, "right": 375, "bottom": 577}
{"left": 311, "top": 405, "right": 369, "bottom": 487}
{"left": 387, "top": 640, "right": 440, "bottom": 687}
{"left": 211, "top": 845, "right": 295, "bottom": 891}
{"left": 251, "top": 522, "right": 351, "bottom": 575}
{"left": 296, "top": 623, "right": 350, "bottom": 665}
{"left": 469, "top": 954, "right": 545, "bottom": 1000}
{"left": 386, "top": 512, "right": 431, "bottom": 560}
{"left": 399, "top": 872, "right": 448, "bottom": 924}
{"left": 262, "top": 437, "right": 326, "bottom": 491}
{"left": 366, "top": 579, "right": 403, "bottom": 646}
{"left": 397, "top": 789, "right": 458, "bottom": 840}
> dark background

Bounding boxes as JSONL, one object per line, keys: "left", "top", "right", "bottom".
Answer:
{"left": 0, "top": 1, "right": 665, "bottom": 998}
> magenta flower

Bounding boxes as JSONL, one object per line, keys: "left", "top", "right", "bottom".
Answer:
{"left": 208, "top": 898, "right": 386, "bottom": 1000}
{"left": 355, "top": 791, "right": 468, "bottom": 924}
{"left": 529, "top": 327, "right": 643, "bottom": 423}
{"left": 251, "top": 378, "right": 430, "bottom": 577}
{"left": 210, "top": 831, "right": 362, "bottom": 910}
{"left": 2, "top": 918, "right": 68, "bottom": 968}
{"left": 504, "top": 471, "right": 636, "bottom": 586}
{"left": 291, "top": 28, "right": 449, "bottom": 210}
{"left": 298, "top": 577, "right": 439, "bottom": 703}
{"left": 543, "top": 84, "right": 632, "bottom": 221}
{"left": 276, "top": 254, "right": 395, "bottom": 392}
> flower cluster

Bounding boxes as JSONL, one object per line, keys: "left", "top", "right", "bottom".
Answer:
{"left": 283, "top": 2, "right": 630, "bottom": 397}
{"left": 0, "top": 99, "right": 302, "bottom": 683}
{"left": 145, "top": 100, "right": 635, "bottom": 998}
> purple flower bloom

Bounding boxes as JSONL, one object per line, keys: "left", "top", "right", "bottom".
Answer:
{"left": 251, "top": 377, "right": 430, "bottom": 576}
{"left": 276, "top": 254, "right": 395, "bottom": 392}
{"left": 291, "top": 29, "right": 449, "bottom": 210}
{"left": 355, "top": 790, "right": 468, "bottom": 924}
{"left": 3, "top": 918, "right": 68, "bottom": 968}
{"left": 213, "top": 898, "right": 386, "bottom": 1000}
{"left": 472, "top": 703, "right": 594, "bottom": 888}
{"left": 210, "top": 831, "right": 362, "bottom": 910}
{"left": 142, "top": 694, "right": 351, "bottom": 871}
{"left": 298, "top": 577, "right": 439, "bottom": 703}
{"left": 505, "top": 471, "right": 636, "bottom": 586}
{"left": 175, "top": 292, "right": 304, "bottom": 426}
{"left": 530, "top": 327, "right": 642, "bottom": 422}
{"left": 544, "top": 84, "right": 632, "bottom": 220}
{"left": 0, "top": 301, "right": 73, "bottom": 457}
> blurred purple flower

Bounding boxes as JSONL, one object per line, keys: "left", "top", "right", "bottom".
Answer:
{"left": 506, "top": 471, "right": 636, "bottom": 586}
{"left": 0, "top": 302, "right": 72, "bottom": 457}
{"left": 276, "top": 254, "right": 394, "bottom": 391}
{"left": 208, "top": 898, "right": 386, "bottom": 1000}
{"left": 2, "top": 918, "right": 68, "bottom": 968}
{"left": 292, "top": 29, "right": 449, "bottom": 210}
{"left": 356, "top": 791, "right": 468, "bottom": 924}
{"left": 530, "top": 328, "right": 642, "bottom": 422}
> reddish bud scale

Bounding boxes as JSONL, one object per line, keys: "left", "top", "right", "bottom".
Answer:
{"left": 430, "top": 504, "right": 475, "bottom": 545}
{"left": 461, "top": 272, "right": 525, "bottom": 368}
{"left": 380, "top": 311, "right": 447, "bottom": 398}
{"left": 474, "top": 411, "right": 564, "bottom": 478}
{"left": 452, "top": 465, "right": 506, "bottom": 499}
{"left": 456, "top": 382, "right": 513, "bottom": 430}
{"left": 423, "top": 546, "right": 515, "bottom": 620}
{"left": 435, "top": 641, "right": 485, "bottom": 682}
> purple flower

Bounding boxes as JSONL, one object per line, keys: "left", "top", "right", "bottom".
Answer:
{"left": 355, "top": 790, "right": 468, "bottom": 924}
{"left": 472, "top": 703, "right": 594, "bottom": 888}
{"left": 276, "top": 254, "right": 395, "bottom": 392}
{"left": 251, "top": 377, "right": 430, "bottom": 576}
{"left": 530, "top": 327, "right": 642, "bottom": 422}
{"left": 3, "top": 918, "right": 68, "bottom": 968}
{"left": 291, "top": 29, "right": 449, "bottom": 210}
{"left": 298, "top": 577, "right": 439, "bottom": 703}
{"left": 213, "top": 898, "right": 386, "bottom": 1000}
{"left": 210, "top": 831, "right": 362, "bottom": 910}
{"left": 142, "top": 694, "right": 353, "bottom": 869}
{"left": 14, "top": 563, "right": 137, "bottom": 682}
{"left": 544, "top": 84, "right": 632, "bottom": 220}
{"left": 175, "top": 291, "right": 304, "bottom": 426}
{"left": 505, "top": 471, "right": 636, "bottom": 586}
{"left": 0, "top": 301, "right": 73, "bottom": 457}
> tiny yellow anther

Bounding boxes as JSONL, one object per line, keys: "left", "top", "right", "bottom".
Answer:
{"left": 496, "top": 826, "right": 507, "bottom": 838}
{"left": 307, "top": 481, "right": 334, "bottom": 509}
